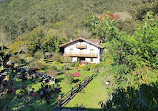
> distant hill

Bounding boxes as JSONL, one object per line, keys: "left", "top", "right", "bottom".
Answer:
{"left": 0, "top": 0, "right": 157, "bottom": 40}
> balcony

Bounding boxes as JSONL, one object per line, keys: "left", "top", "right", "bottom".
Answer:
{"left": 76, "top": 44, "right": 87, "bottom": 49}
{"left": 64, "top": 52, "right": 98, "bottom": 58}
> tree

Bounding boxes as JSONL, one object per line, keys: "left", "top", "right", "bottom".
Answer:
{"left": 100, "top": 83, "right": 158, "bottom": 111}
{"left": 0, "top": 30, "right": 8, "bottom": 68}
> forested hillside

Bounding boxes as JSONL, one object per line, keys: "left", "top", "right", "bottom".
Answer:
{"left": 0, "top": 0, "right": 158, "bottom": 41}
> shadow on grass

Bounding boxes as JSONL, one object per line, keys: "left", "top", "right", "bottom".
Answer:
{"left": 72, "top": 79, "right": 80, "bottom": 83}
{"left": 15, "top": 93, "right": 60, "bottom": 111}
{"left": 56, "top": 78, "right": 64, "bottom": 83}
{"left": 57, "top": 71, "right": 64, "bottom": 76}
{"left": 27, "top": 78, "right": 42, "bottom": 86}
{"left": 63, "top": 107, "right": 103, "bottom": 111}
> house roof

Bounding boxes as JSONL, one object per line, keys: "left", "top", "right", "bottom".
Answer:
{"left": 59, "top": 37, "right": 103, "bottom": 48}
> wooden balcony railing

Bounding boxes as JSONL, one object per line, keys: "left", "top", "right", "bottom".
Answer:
{"left": 76, "top": 44, "right": 87, "bottom": 49}
{"left": 64, "top": 52, "right": 97, "bottom": 58}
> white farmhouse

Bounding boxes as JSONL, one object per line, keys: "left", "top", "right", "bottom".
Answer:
{"left": 59, "top": 37, "right": 104, "bottom": 64}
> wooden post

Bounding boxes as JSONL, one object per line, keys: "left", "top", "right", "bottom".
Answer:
{"left": 84, "top": 78, "right": 86, "bottom": 86}
{"left": 78, "top": 81, "right": 81, "bottom": 87}
{"left": 58, "top": 95, "right": 61, "bottom": 106}
{"left": 78, "top": 81, "right": 81, "bottom": 92}
{"left": 70, "top": 86, "right": 73, "bottom": 96}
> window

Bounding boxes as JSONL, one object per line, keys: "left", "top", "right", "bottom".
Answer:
{"left": 90, "top": 58, "right": 93, "bottom": 62}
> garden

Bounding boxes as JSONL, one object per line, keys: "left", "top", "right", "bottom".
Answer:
{"left": 0, "top": 55, "right": 108, "bottom": 110}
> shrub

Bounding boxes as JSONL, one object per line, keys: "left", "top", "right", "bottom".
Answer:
{"left": 34, "top": 51, "right": 44, "bottom": 60}
{"left": 25, "top": 57, "right": 34, "bottom": 64}
{"left": 70, "top": 62, "right": 75, "bottom": 67}
{"left": 75, "top": 61, "right": 80, "bottom": 67}
{"left": 46, "top": 69, "right": 57, "bottom": 77}
{"left": 62, "top": 56, "right": 72, "bottom": 63}
{"left": 101, "top": 83, "right": 158, "bottom": 111}
{"left": 62, "top": 64, "right": 71, "bottom": 70}
{"left": 93, "top": 63, "right": 101, "bottom": 72}
{"left": 64, "top": 73, "right": 73, "bottom": 84}
{"left": 28, "top": 61, "right": 45, "bottom": 69}
{"left": 83, "top": 65, "right": 90, "bottom": 71}
{"left": 10, "top": 54, "right": 26, "bottom": 65}
{"left": 51, "top": 54, "right": 63, "bottom": 62}
{"left": 48, "top": 65, "right": 57, "bottom": 70}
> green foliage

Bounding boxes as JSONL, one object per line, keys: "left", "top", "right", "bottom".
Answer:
{"left": 64, "top": 72, "right": 74, "bottom": 84}
{"left": 51, "top": 54, "right": 63, "bottom": 62}
{"left": 102, "top": 83, "right": 158, "bottom": 111}
{"left": 89, "top": 12, "right": 158, "bottom": 109}
{"left": 8, "top": 26, "right": 68, "bottom": 63}
{"left": 46, "top": 69, "right": 57, "bottom": 77}
{"left": 25, "top": 57, "right": 34, "bottom": 64}
{"left": 34, "top": 51, "right": 44, "bottom": 60}
{"left": 62, "top": 64, "right": 71, "bottom": 71}
{"left": 135, "top": 11, "right": 158, "bottom": 67}
{"left": 41, "top": 31, "right": 67, "bottom": 53}
{"left": 75, "top": 61, "right": 80, "bottom": 67}
{"left": 0, "top": 0, "right": 134, "bottom": 40}
{"left": 8, "top": 40, "right": 30, "bottom": 54}
{"left": 129, "top": 0, "right": 158, "bottom": 20}
{"left": 9, "top": 54, "right": 26, "bottom": 65}
{"left": 89, "top": 11, "right": 158, "bottom": 71}
{"left": 28, "top": 60, "right": 45, "bottom": 69}
{"left": 62, "top": 56, "right": 72, "bottom": 63}
{"left": 70, "top": 62, "right": 75, "bottom": 67}
{"left": 83, "top": 65, "right": 90, "bottom": 71}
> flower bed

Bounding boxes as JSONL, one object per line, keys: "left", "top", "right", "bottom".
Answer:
{"left": 72, "top": 72, "right": 82, "bottom": 77}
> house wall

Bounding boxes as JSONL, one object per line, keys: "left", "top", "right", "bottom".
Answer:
{"left": 72, "top": 57, "right": 77, "bottom": 62}
{"left": 64, "top": 41, "right": 102, "bottom": 63}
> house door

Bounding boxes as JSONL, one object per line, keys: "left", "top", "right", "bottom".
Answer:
{"left": 78, "top": 57, "right": 85, "bottom": 61}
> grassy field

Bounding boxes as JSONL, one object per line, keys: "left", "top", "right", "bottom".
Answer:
{"left": 64, "top": 75, "right": 107, "bottom": 109}
{"left": 56, "top": 66, "right": 94, "bottom": 94}
{"left": 52, "top": 64, "right": 107, "bottom": 109}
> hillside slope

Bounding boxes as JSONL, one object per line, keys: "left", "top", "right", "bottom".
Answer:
{"left": 0, "top": 0, "right": 158, "bottom": 40}
{"left": 0, "top": 0, "right": 131, "bottom": 39}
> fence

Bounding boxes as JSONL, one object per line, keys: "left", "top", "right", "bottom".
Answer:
{"left": 47, "top": 74, "right": 97, "bottom": 110}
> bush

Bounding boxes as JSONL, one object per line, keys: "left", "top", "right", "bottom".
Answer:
{"left": 28, "top": 61, "right": 45, "bottom": 69}
{"left": 83, "top": 65, "right": 90, "bottom": 71}
{"left": 93, "top": 63, "right": 101, "bottom": 69}
{"left": 25, "top": 57, "right": 34, "bottom": 64}
{"left": 75, "top": 61, "right": 80, "bottom": 67}
{"left": 48, "top": 65, "right": 57, "bottom": 70}
{"left": 64, "top": 72, "right": 73, "bottom": 84}
{"left": 70, "top": 62, "right": 75, "bottom": 67}
{"left": 46, "top": 69, "right": 57, "bottom": 77}
{"left": 62, "top": 56, "right": 72, "bottom": 63}
{"left": 101, "top": 83, "right": 158, "bottom": 111}
{"left": 10, "top": 54, "right": 26, "bottom": 65}
{"left": 51, "top": 54, "right": 63, "bottom": 62}
{"left": 34, "top": 51, "right": 44, "bottom": 60}
{"left": 62, "top": 64, "right": 71, "bottom": 70}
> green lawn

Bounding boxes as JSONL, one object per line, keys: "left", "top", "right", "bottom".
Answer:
{"left": 56, "top": 66, "right": 94, "bottom": 94}
{"left": 64, "top": 75, "right": 107, "bottom": 109}
{"left": 52, "top": 65, "right": 108, "bottom": 110}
